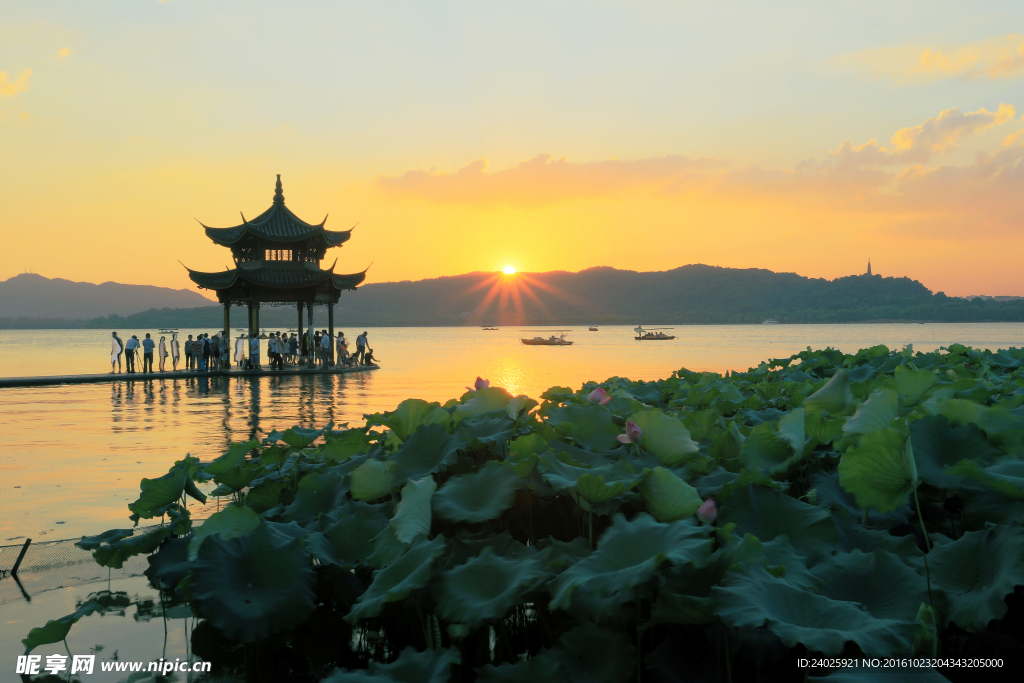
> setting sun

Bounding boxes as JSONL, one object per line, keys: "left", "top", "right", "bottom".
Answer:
{"left": 502, "top": 265, "right": 517, "bottom": 275}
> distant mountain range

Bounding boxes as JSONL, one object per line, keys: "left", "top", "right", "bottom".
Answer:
{"left": 0, "top": 273, "right": 214, "bottom": 321}
{"left": 2, "top": 266, "right": 1023, "bottom": 329}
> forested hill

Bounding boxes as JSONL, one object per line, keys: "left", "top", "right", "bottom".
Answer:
{"left": 5, "top": 265, "right": 1024, "bottom": 328}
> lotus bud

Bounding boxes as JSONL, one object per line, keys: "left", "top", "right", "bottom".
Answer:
{"left": 617, "top": 420, "right": 643, "bottom": 444}
{"left": 466, "top": 377, "right": 491, "bottom": 392}
{"left": 696, "top": 498, "right": 718, "bottom": 525}
{"left": 587, "top": 387, "right": 612, "bottom": 405}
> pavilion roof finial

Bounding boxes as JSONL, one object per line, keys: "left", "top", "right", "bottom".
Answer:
{"left": 274, "top": 174, "right": 284, "bottom": 205}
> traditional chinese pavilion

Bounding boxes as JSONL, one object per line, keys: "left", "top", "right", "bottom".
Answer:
{"left": 184, "top": 175, "right": 366, "bottom": 365}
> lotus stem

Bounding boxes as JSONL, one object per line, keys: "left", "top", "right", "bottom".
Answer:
{"left": 721, "top": 623, "right": 733, "bottom": 683}
{"left": 911, "top": 482, "right": 934, "bottom": 608}
{"left": 589, "top": 508, "right": 594, "bottom": 552}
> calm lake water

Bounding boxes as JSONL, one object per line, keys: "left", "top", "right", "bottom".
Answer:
{"left": 1, "top": 323, "right": 1022, "bottom": 678}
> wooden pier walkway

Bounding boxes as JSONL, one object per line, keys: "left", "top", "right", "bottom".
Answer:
{"left": 0, "top": 364, "right": 379, "bottom": 389}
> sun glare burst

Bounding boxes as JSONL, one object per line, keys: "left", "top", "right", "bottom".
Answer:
{"left": 502, "top": 265, "right": 517, "bottom": 275}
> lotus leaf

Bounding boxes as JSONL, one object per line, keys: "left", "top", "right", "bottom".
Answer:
{"left": 811, "top": 549, "right": 929, "bottom": 623}
{"left": 22, "top": 599, "right": 105, "bottom": 653}
{"left": 350, "top": 459, "right": 397, "bottom": 501}
{"left": 945, "top": 457, "right": 1024, "bottom": 500}
{"left": 477, "top": 657, "right": 569, "bottom": 683}
{"left": 680, "top": 409, "right": 719, "bottom": 441}
{"left": 838, "top": 428, "right": 917, "bottom": 513}
{"left": 804, "top": 410, "right": 845, "bottom": 444}
{"left": 549, "top": 513, "right": 712, "bottom": 610}
{"left": 627, "top": 410, "right": 701, "bottom": 466}
{"left": 280, "top": 468, "right": 351, "bottom": 527}
{"left": 892, "top": 364, "right": 939, "bottom": 406}
{"left": 453, "top": 386, "right": 514, "bottom": 422}
{"left": 546, "top": 620, "right": 635, "bottom": 683}
{"left": 542, "top": 404, "right": 624, "bottom": 452}
{"left": 77, "top": 528, "right": 134, "bottom": 550}
{"left": 808, "top": 666, "right": 949, "bottom": 682}
{"left": 365, "top": 398, "right": 450, "bottom": 443}
{"left": 638, "top": 466, "right": 704, "bottom": 522}
{"left": 188, "top": 504, "right": 261, "bottom": 560}
{"left": 244, "top": 478, "right": 286, "bottom": 514}
{"left": 92, "top": 526, "right": 171, "bottom": 569}
{"left": 843, "top": 389, "right": 900, "bottom": 437}
{"left": 713, "top": 564, "right": 911, "bottom": 654}
{"left": 434, "top": 546, "right": 547, "bottom": 627}
{"left": 347, "top": 534, "right": 447, "bottom": 622}
{"left": 389, "top": 423, "right": 469, "bottom": 484}
{"left": 928, "top": 524, "right": 1024, "bottom": 631}
{"left": 145, "top": 536, "right": 190, "bottom": 590}
{"left": 803, "top": 368, "right": 853, "bottom": 414}
{"left": 366, "top": 525, "right": 410, "bottom": 570}
{"left": 709, "top": 422, "right": 745, "bottom": 465}
{"left": 433, "top": 462, "right": 521, "bottom": 522}
{"left": 128, "top": 467, "right": 191, "bottom": 519}
{"left": 203, "top": 439, "right": 259, "bottom": 475}
{"left": 305, "top": 502, "right": 389, "bottom": 567}
{"left": 506, "top": 395, "right": 539, "bottom": 419}
{"left": 739, "top": 408, "right": 806, "bottom": 475}
{"left": 390, "top": 476, "right": 435, "bottom": 543}
{"left": 213, "top": 462, "right": 262, "bottom": 493}
{"left": 321, "top": 646, "right": 460, "bottom": 683}
{"left": 830, "top": 508, "right": 922, "bottom": 559}
{"left": 717, "top": 484, "right": 837, "bottom": 559}
{"left": 457, "top": 411, "right": 516, "bottom": 446}
{"left": 322, "top": 430, "right": 373, "bottom": 462}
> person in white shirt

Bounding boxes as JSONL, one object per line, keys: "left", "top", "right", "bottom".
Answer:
{"left": 355, "top": 332, "right": 367, "bottom": 364}
{"left": 110, "top": 332, "right": 124, "bottom": 374}
{"left": 170, "top": 333, "right": 180, "bottom": 372}
{"left": 320, "top": 330, "right": 332, "bottom": 368}
{"left": 235, "top": 334, "right": 246, "bottom": 369}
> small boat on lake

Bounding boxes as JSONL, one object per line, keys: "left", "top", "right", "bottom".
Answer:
{"left": 521, "top": 333, "right": 573, "bottom": 346}
{"left": 158, "top": 328, "right": 178, "bottom": 334}
{"left": 482, "top": 326, "right": 499, "bottom": 330}
{"left": 589, "top": 326, "right": 599, "bottom": 331}
{"left": 762, "top": 319, "right": 780, "bottom": 325}
{"left": 634, "top": 326, "right": 675, "bottom": 341}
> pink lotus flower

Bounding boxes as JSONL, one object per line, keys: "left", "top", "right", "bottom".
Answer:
{"left": 587, "top": 388, "right": 612, "bottom": 405}
{"left": 696, "top": 498, "right": 718, "bottom": 525}
{"left": 617, "top": 420, "right": 643, "bottom": 444}
{"left": 466, "top": 377, "right": 490, "bottom": 392}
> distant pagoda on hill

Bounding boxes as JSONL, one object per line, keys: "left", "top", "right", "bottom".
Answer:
{"left": 184, "top": 174, "right": 366, "bottom": 365}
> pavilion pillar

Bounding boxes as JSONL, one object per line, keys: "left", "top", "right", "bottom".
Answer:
{"left": 328, "top": 303, "right": 335, "bottom": 366}
{"left": 223, "top": 303, "right": 230, "bottom": 341}
{"left": 307, "top": 300, "right": 315, "bottom": 368}
{"left": 247, "top": 302, "right": 256, "bottom": 340}
{"left": 297, "top": 301, "right": 304, "bottom": 363}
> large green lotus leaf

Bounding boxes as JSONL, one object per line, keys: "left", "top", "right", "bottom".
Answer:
{"left": 712, "top": 564, "right": 910, "bottom": 655}
{"left": 22, "top": 599, "right": 106, "bottom": 653}
{"left": 244, "top": 478, "right": 286, "bottom": 514}
{"left": 542, "top": 404, "right": 623, "bottom": 452}
{"left": 347, "top": 534, "right": 448, "bottom": 622}
{"left": 305, "top": 502, "right": 389, "bottom": 567}
{"left": 77, "top": 528, "right": 134, "bottom": 550}
{"left": 681, "top": 409, "right": 720, "bottom": 442}
{"left": 506, "top": 395, "right": 539, "bottom": 419}
{"left": 365, "top": 398, "right": 451, "bottom": 442}
{"left": 811, "top": 549, "right": 929, "bottom": 623}
{"left": 627, "top": 410, "right": 701, "bottom": 466}
{"left": 457, "top": 411, "right": 516, "bottom": 447}
{"left": 145, "top": 536, "right": 191, "bottom": 590}
{"left": 282, "top": 425, "right": 325, "bottom": 448}
{"left": 910, "top": 414, "right": 1002, "bottom": 490}
{"left": 188, "top": 504, "right": 261, "bottom": 560}
{"left": 366, "top": 525, "right": 410, "bottom": 570}
{"left": 322, "top": 430, "right": 374, "bottom": 462}
{"left": 446, "top": 530, "right": 534, "bottom": 567}
{"left": 929, "top": 524, "right": 1024, "bottom": 632}
{"left": 477, "top": 656, "right": 570, "bottom": 683}
{"left": 740, "top": 408, "right": 806, "bottom": 475}
{"left": 389, "top": 423, "right": 469, "bottom": 484}
{"left": 549, "top": 513, "right": 712, "bottom": 610}
{"left": 575, "top": 460, "right": 643, "bottom": 504}
{"left": 830, "top": 508, "right": 922, "bottom": 560}
{"left": 639, "top": 466, "right": 704, "bottom": 522}
{"left": 805, "top": 410, "right": 846, "bottom": 445}
{"left": 390, "top": 476, "right": 435, "bottom": 543}
{"left": 920, "top": 398, "right": 1024, "bottom": 453}
{"left": 453, "top": 386, "right": 514, "bottom": 422}
{"left": 761, "top": 536, "right": 819, "bottom": 590}
{"left": 803, "top": 369, "right": 853, "bottom": 414}
{"left": 945, "top": 457, "right": 1024, "bottom": 500}
{"left": 321, "top": 646, "right": 461, "bottom": 683}
{"left": 510, "top": 432, "right": 548, "bottom": 459}
{"left": 203, "top": 439, "right": 260, "bottom": 476}
{"left": 843, "top": 390, "right": 900, "bottom": 437}
{"left": 434, "top": 546, "right": 547, "bottom": 627}
{"left": 838, "top": 428, "right": 917, "bottom": 513}
{"left": 350, "top": 459, "right": 397, "bottom": 501}
{"left": 92, "top": 526, "right": 172, "bottom": 569}
{"left": 191, "top": 523, "right": 315, "bottom": 642}
{"left": 811, "top": 470, "right": 913, "bottom": 528}
{"left": 892, "top": 365, "right": 939, "bottom": 406}
{"left": 213, "top": 462, "right": 263, "bottom": 493}
{"left": 433, "top": 462, "right": 521, "bottom": 523}
{"left": 809, "top": 666, "right": 950, "bottom": 682}
{"left": 280, "top": 468, "right": 350, "bottom": 527}
{"left": 709, "top": 422, "right": 745, "bottom": 465}
{"left": 547, "top": 620, "right": 635, "bottom": 683}
{"left": 128, "top": 467, "right": 188, "bottom": 519}
{"left": 717, "top": 484, "right": 838, "bottom": 560}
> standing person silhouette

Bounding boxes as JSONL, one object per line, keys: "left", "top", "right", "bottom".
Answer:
{"left": 170, "top": 333, "right": 180, "bottom": 371}
{"left": 142, "top": 333, "right": 155, "bottom": 373}
{"left": 159, "top": 335, "right": 168, "bottom": 372}
{"left": 124, "top": 335, "right": 139, "bottom": 373}
{"left": 184, "top": 335, "right": 193, "bottom": 371}
{"left": 249, "top": 333, "right": 261, "bottom": 370}
{"left": 235, "top": 333, "right": 246, "bottom": 369}
{"left": 355, "top": 331, "right": 368, "bottom": 364}
{"left": 110, "top": 332, "right": 124, "bottom": 374}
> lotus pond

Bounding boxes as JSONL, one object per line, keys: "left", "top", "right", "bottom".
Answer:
{"left": 23, "top": 343, "right": 1024, "bottom": 682}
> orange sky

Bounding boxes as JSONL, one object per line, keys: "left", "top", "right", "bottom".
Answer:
{"left": 3, "top": 2, "right": 1024, "bottom": 297}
